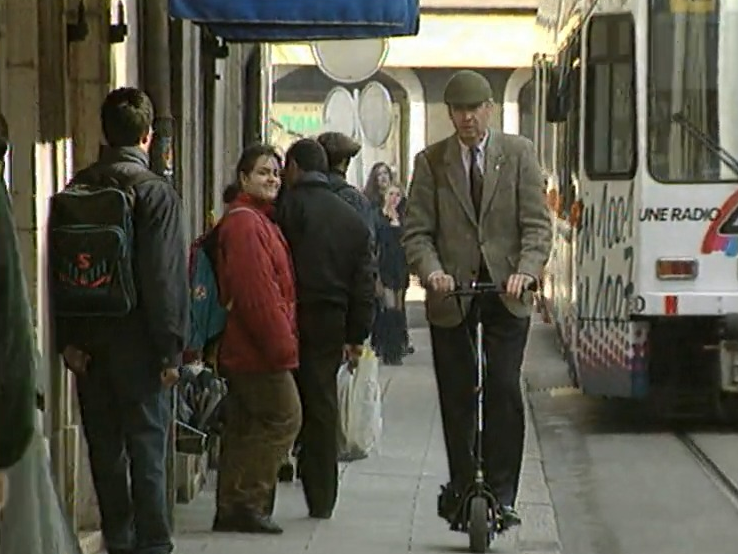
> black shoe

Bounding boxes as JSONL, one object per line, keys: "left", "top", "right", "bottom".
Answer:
{"left": 309, "top": 509, "right": 333, "bottom": 519}
{"left": 278, "top": 461, "right": 295, "bottom": 482}
{"left": 437, "top": 484, "right": 463, "bottom": 522}
{"left": 499, "top": 505, "right": 522, "bottom": 529}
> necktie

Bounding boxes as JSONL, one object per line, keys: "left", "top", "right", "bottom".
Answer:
{"left": 469, "top": 146, "right": 484, "bottom": 219}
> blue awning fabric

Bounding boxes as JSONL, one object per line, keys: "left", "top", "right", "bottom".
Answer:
{"left": 169, "top": 0, "right": 420, "bottom": 41}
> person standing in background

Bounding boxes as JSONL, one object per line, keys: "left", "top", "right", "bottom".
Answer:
{"left": 364, "top": 162, "right": 415, "bottom": 358}
{"left": 317, "top": 132, "right": 377, "bottom": 240}
{"left": 362, "top": 161, "right": 393, "bottom": 209}
{"left": 373, "top": 184, "right": 410, "bottom": 366}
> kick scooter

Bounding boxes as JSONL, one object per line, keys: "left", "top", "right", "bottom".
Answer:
{"left": 445, "top": 279, "right": 537, "bottom": 553}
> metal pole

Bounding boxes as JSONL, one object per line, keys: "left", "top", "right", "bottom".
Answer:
{"left": 141, "top": 0, "right": 175, "bottom": 189}
{"left": 352, "top": 88, "right": 365, "bottom": 188}
{"left": 260, "top": 43, "right": 273, "bottom": 143}
{"left": 140, "top": 0, "right": 177, "bottom": 528}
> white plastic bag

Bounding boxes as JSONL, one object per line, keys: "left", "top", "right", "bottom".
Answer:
{"left": 337, "top": 347, "right": 382, "bottom": 461}
{"left": 0, "top": 429, "right": 83, "bottom": 554}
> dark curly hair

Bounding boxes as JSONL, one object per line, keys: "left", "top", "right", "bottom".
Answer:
{"left": 235, "top": 143, "right": 282, "bottom": 182}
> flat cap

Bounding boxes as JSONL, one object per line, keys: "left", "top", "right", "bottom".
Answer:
{"left": 443, "top": 70, "right": 493, "bottom": 106}
{"left": 317, "top": 132, "right": 361, "bottom": 166}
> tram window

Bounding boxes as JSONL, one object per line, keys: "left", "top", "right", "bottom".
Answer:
{"left": 518, "top": 79, "right": 535, "bottom": 141}
{"left": 647, "top": 1, "right": 738, "bottom": 183}
{"left": 584, "top": 14, "right": 636, "bottom": 180}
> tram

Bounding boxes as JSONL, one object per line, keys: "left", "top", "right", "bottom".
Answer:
{"left": 532, "top": 0, "right": 738, "bottom": 418}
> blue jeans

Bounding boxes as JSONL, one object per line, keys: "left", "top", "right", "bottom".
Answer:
{"left": 77, "top": 368, "right": 172, "bottom": 554}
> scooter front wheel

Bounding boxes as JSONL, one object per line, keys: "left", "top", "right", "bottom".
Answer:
{"left": 468, "top": 496, "right": 491, "bottom": 553}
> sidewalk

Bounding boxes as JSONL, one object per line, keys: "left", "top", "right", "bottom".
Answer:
{"left": 170, "top": 311, "right": 562, "bottom": 554}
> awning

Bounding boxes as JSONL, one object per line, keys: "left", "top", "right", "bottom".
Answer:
{"left": 169, "top": 0, "right": 420, "bottom": 41}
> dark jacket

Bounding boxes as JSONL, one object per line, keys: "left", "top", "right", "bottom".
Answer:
{"left": 276, "top": 171, "right": 375, "bottom": 344}
{"left": 217, "top": 194, "right": 298, "bottom": 373}
{"left": 326, "top": 171, "right": 376, "bottom": 244}
{"left": 55, "top": 146, "right": 189, "bottom": 401}
{"left": 0, "top": 177, "right": 36, "bottom": 469}
{"left": 376, "top": 212, "right": 409, "bottom": 291}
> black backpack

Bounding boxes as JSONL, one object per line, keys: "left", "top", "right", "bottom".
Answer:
{"left": 48, "top": 168, "right": 158, "bottom": 318}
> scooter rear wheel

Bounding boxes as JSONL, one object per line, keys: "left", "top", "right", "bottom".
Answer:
{"left": 468, "top": 496, "right": 490, "bottom": 553}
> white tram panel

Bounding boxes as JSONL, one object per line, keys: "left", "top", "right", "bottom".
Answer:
{"left": 577, "top": 0, "right": 643, "bottom": 397}
{"left": 534, "top": 0, "right": 738, "bottom": 399}
{"left": 534, "top": 0, "right": 646, "bottom": 397}
{"left": 637, "top": 0, "right": 738, "bottom": 318}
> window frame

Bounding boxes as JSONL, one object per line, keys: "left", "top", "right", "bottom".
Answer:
{"left": 646, "top": 2, "right": 738, "bottom": 184}
{"left": 553, "top": 36, "right": 581, "bottom": 215}
{"left": 583, "top": 13, "right": 637, "bottom": 181}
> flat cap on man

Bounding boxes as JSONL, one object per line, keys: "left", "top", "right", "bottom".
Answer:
{"left": 443, "top": 70, "right": 493, "bottom": 106}
{"left": 317, "top": 132, "right": 361, "bottom": 166}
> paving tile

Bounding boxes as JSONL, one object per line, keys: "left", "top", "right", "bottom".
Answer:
{"left": 168, "top": 321, "right": 562, "bottom": 554}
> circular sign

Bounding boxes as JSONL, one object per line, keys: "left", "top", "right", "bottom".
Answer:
{"left": 311, "top": 38, "right": 389, "bottom": 84}
{"left": 358, "top": 81, "right": 393, "bottom": 147}
{"left": 322, "top": 86, "right": 356, "bottom": 138}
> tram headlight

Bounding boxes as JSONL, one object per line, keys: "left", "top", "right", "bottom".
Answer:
{"left": 656, "top": 258, "right": 698, "bottom": 280}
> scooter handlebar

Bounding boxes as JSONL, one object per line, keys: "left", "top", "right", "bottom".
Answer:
{"left": 445, "top": 279, "right": 539, "bottom": 305}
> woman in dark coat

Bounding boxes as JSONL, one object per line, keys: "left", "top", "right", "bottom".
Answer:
{"left": 364, "top": 162, "right": 414, "bottom": 358}
{"left": 373, "top": 184, "right": 410, "bottom": 365}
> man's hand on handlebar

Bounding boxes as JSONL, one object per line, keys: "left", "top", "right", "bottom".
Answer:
{"left": 506, "top": 273, "right": 536, "bottom": 299}
{"left": 429, "top": 270, "right": 537, "bottom": 301}
{"left": 427, "top": 270, "right": 456, "bottom": 293}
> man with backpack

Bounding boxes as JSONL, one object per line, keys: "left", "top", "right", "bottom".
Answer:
{"left": 49, "top": 88, "right": 188, "bottom": 554}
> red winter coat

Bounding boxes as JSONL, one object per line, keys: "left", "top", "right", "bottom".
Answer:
{"left": 217, "top": 194, "right": 298, "bottom": 372}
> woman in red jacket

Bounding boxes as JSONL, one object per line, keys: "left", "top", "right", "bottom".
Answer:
{"left": 213, "top": 143, "right": 301, "bottom": 535}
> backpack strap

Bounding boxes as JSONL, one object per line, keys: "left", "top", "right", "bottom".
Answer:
{"left": 71, "top": 166, "right": 162, "bottom": 194}
{"left": 218, "top": 206, "right": 258, "bottom": 312}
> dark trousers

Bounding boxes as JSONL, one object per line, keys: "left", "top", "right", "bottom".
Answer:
{"left": 295, "top": 305, "right": 346, "bottom": 516}
{"left": 375, "top": 287, "right": 406, "bottom": 363}
{"left": 76, "top": 371, "right": 172, "bottom": 554}
{"left": 429, "top": 294, "right": 530, "bottom": 507}
{"left": 217, "top": 370, "right": 301, "bottom": 517}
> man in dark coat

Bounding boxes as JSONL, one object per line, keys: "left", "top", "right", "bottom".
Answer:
{"left": 316, "top": 131, "right": 376, "bottom": 243}
{"left": 275, "top": 138, "right": 374, "bottom": 519}
{"left": 53, "top": 88, "right": 189, "bottom": 554}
